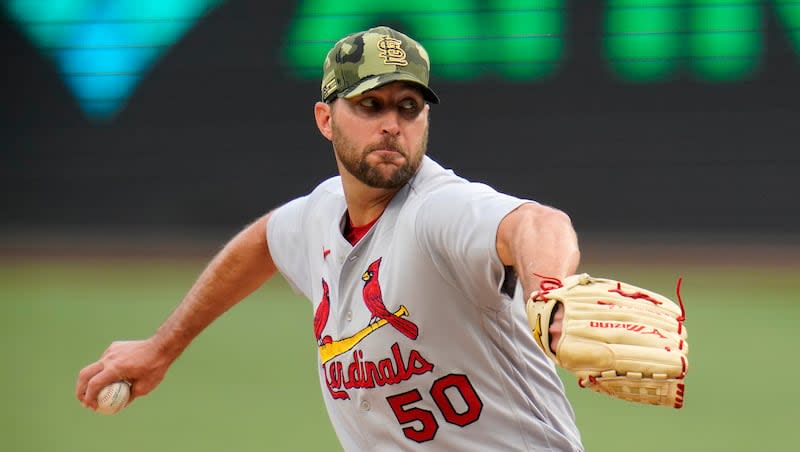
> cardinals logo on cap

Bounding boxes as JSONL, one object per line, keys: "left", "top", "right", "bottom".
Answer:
{"left": 377, "top": 35, "right": 408, "bottom": 66}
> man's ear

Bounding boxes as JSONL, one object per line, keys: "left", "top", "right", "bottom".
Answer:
{"left": 314, "top": 101, "right": 333, "bottom": 141}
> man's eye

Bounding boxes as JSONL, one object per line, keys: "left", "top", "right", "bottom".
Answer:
{"left": 359, "top": 98, "right": 379, "bottom": 109}
{"left": 399, "top": 99, "right": 419, "bottom": 111}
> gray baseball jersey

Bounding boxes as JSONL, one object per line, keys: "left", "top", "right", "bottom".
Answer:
{"left": 267, "top": 156, "right": 583, "bottom": 451}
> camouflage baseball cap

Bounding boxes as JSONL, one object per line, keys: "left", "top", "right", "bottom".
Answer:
{"left": 321, "top": 26, "right": 439, "bottom": 104}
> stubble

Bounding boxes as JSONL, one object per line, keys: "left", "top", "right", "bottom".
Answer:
{"left": 331, "top": 119, "right": 428, "bottom": 189}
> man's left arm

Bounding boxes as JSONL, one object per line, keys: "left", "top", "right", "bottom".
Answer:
{"left": 496, "top": 202, "right": 580, "bottom": 298}
{"left": 495, "top": 202, "right": 578, "bottom": 351}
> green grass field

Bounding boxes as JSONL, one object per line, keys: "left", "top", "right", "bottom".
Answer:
{"left": 1, "top": 255, "right": 798, "bottom": 451}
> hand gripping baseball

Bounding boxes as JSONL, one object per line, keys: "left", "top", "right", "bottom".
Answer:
{"left": 526, "top": 274, "right": 688, "bottom": 408}
{"left": 76, "top": 338, "right": 172, "bottom": 412}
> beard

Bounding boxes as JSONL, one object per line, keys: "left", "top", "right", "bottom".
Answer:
{"left": 331, "top": 120, "right": 428, "bottom": 189}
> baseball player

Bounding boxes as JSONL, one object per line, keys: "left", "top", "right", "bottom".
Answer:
{"left": 77, "top": 26, "right": 586, "bottom": 450}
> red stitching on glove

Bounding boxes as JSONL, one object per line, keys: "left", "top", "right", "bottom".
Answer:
{"left": 608, "top": 282, "right": 663, "bottom": 305}
{"left": 675, "top": 383, "right": 686, "bottom": 408}
{"left": 577, "top": 376, "right": 599, "bottom": 388}
{"left": 531, "top": 273, "right": 563, "bottom": 301}
{"left": 675, "top": 277, "right": 686, "bottom": 330}
{"left": 533, "top": 273, "right": 563, "bottom": 290}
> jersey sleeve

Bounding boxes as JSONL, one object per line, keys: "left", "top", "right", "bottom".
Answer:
{"left": 266, "top": 196, "right": 312, "bottom": 299}
{"left": 415, "top": 182, "right": 530, "bottom": 310}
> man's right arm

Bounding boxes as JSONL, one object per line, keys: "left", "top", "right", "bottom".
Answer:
{"left": 76, "top": 212, "right": 277, "bottom": 410}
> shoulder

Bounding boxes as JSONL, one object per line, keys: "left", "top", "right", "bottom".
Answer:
{"left": 296, "top": 174, "right": 346, "bottom": 213}
{"left": 407, "top": 156, "right": 469, "bottom": 199}
{"left": 309, "top": 175, "right": 345, "bottom": 200}
{"left": 410, "top": 156, "right": 525, "bottom": 209}
{"left": 270, "top": 174, "right": 344, "bottom": 228}
{"left": 404, "top": 158, "right": 531, "bottom": 244}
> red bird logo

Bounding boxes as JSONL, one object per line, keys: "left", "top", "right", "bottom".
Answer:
{"left": 361, "top": 257, "right": 418, "bottom": 340}
{"left": 313, "top": 279, "right": 332, "bottom": 345}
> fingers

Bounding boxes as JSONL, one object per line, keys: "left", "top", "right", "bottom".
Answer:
{"left": 77, "top": 344, "right": 135, "bottom": 410}
{"left": 76, "top": 361, "right": 104, "bottom": 404}
{"left": 77, "top": 339, "right": 171, "bottom": 411}
{"left": 127, "top": 378, "right": 151, "bottom": 403}
{"left": 78, "top": 365, "right": 125, "bottom": 410}
{"left": 89, "top": 368, "right": 130, "bottom": 409}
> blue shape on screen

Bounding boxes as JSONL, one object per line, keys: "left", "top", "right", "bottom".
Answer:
{"left": 3, "top": 0, "right": 222, "bottom": 121}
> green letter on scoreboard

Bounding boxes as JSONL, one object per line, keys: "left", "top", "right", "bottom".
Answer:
{"left": 604, "top": 0, "right": 800, "bottom": 82}
{"left": 776, "top": 0, "right": 800, "bottom": 53}
{"left": 604, "top": 0, "right": 684, "bottom": 82}
{"left": 283, "top": 0, "right": 483, "bottom": 80}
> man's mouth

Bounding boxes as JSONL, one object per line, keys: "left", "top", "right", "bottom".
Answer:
{"left": 371, "top": 149, "right": 404, "bottom": 161}
{"left": 367, "top": 144, "right": 405, "bottom": 159}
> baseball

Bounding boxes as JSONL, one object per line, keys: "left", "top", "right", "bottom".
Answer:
{"left": 96, "top": 381, "right": 131, "bottom": 415}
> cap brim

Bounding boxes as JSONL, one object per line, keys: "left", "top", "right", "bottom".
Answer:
{"left": 341, "top": 73, "right": 440, "bottom": 104}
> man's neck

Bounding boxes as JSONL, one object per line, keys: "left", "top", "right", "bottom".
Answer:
{"left": 339, "top": 169, "right": 399, "bottom": 227}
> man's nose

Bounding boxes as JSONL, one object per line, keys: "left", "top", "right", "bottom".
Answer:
{"left": 380, "top": 110, "right": 401, "bottom": 136}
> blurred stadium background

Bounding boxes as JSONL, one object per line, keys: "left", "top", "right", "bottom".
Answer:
{"left": 2, "top": 1, "right": 798, "bottom": 451}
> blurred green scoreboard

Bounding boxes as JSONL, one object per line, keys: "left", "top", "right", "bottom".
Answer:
{"left": 4, "top": 0, "right": 798, "bottom": 120}
{"left": 284, "top": 0, "right": 800, "bottom": 82}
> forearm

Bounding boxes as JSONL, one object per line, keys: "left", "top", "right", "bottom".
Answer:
{"left": 497, "top": 203, "right": 580, "bottom": 298}
{"left": 152, "top": 213, "right": 277, "bottom": 361}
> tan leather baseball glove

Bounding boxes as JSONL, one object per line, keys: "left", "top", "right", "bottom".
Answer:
{"left": 526, "top": 273, "right": 688, "bottom": 408}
